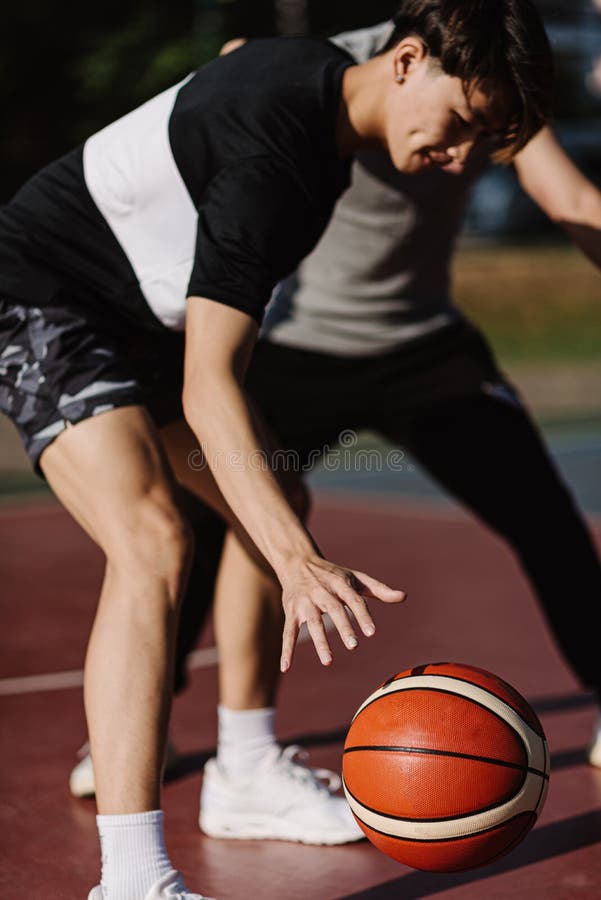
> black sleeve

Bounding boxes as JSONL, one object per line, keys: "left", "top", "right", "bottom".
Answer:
{"left": 187, "top": 156, "right": 323, "bottom": 325}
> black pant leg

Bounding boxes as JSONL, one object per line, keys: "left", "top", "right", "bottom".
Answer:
{"left": 174, "top": 489, "right": 226, "bottom": 694}
{"left": 245, "top": 340, "right": 364, "bottom": 469}
{"left": 383, "top": 390, "right": 601, "bottom": 695}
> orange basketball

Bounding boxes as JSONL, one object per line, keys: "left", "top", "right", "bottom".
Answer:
{"left": 343, "top": 662, "right": 549, "bottom": 872}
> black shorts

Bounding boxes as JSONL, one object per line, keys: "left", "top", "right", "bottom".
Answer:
{"left": 245, "top": 319, "right": 516, "bottom": 467}
{"left": 0, "top": 295, "right": 185, "bottom": 475}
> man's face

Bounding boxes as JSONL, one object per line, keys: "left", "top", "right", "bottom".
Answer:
{"left": 383, "top": 51, "right": 507, "bottom": 175}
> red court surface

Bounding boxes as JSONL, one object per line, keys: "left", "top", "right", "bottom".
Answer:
{"left": 1, "top": 495, "right": 600, "bottom": 899}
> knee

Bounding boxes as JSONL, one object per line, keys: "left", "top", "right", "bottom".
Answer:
{"left": 106, "top": 495, "right": 194, "bottom": 604}
{"left": 146, "top": 502, "right": 195, "bottom": 583}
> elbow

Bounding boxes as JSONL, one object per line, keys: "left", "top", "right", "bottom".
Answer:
{"left": 549, "top": 210, "right": 565, "bottom": 227}
{"left": 181, "top": 387, "right": 195, "bottom": 426}
{"left": 551, "top": 190, "right": 601, "bottom": 229}
{"left": 525, "top": 187, "right": 564, "bottom": 225}
{"left": 182, "top": 377, "right": 212, "bottom": 427}
{"left": 182, "top": 368, "right": 235, "bottom": 427}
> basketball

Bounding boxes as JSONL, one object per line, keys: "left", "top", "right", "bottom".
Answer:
{"left": 343, "top": 662, "right": 550, "bottom": 872}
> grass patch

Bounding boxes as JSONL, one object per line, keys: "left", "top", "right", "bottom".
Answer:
{"left": 453, "top": 244, "right": 601, "bottom": 363}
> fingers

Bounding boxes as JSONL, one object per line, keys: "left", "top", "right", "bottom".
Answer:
{"left": 280, "top": 616, "right": 299, "bottom": 673}
{"left": 311, "top": 569, "right": 378, "bottom": 638}
{"left": 352, "top": 569, "right": 407, "bottom": 604}
{"left": 340, "top": 591, "right": 376, "bottom": 637}
{"left": 306, "top": 615, "right": 333, "bottom": 667}
{"left": 318, "top": 572, "right": 375, "bottom": 637}
{"left": 281, "top": 609, "right": 334, "bottom": 671}
{"left": 280, "top": 563, "right": 407, "bottom": 672}
{"left": 325, "top": 600, "right": 360, "bottom": 649}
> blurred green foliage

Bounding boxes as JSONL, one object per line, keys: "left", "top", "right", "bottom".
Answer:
{"left": 0, "top": 1, "right": 419, "bottom": 201}
{"left": 2, "top": 1, "right": 213, "bottom": 200}
{"left": 455, "top": 245, "right": 601, "bottom": 362}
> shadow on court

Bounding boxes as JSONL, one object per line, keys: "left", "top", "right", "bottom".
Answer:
{"left": 529, "top": 691, "right": 597, "bottom": 715}
{"left": 340, "top": 810, "right": 601, "bottom": 899}
{"left": 170, "top": 748, "right": 215, "bottom": 780}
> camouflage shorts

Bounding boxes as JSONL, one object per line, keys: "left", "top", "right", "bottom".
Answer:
{"left": 0, "top": 297, "right": 185, "bottom": 475}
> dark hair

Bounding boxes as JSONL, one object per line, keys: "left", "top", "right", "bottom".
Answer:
{"left": 382, "top": 0, "right": 554, "bottom": 161}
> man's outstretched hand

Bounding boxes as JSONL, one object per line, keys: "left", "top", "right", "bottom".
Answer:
{"left": 279, "top": 555, "right": 406, "bottom": 672}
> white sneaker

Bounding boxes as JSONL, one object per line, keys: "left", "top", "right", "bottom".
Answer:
{"left": 87, "top": 868, "right": 215, "bottom": 899}
{"left": 589, "top": 713, "right": 601, "bottom": 768}
{"left": 199, "top": 744, "right": 364, "bottom": 845}
{"left": 70, "top": 741, "right": 181, "bottom": 798}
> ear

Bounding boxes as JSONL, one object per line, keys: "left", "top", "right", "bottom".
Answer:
{"left": 392, "top": 37, "right": 428, "bottom": 82}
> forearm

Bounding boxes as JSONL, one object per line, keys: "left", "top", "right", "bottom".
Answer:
{"left": 559, "top": 196, "right": 601, "bottom": 271}
{"left": 515, "top": 127, "right": 601, "bottom": 272}
{"left": 183, "top": 374, "right": 314, "bottom": 577}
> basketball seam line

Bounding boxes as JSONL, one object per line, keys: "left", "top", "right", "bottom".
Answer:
{"left": 343, "top": 745, "right": 548, "bottom": 779}
{"left": 342, "top": 775, "right": 543, "bottom": 825}
{"left": 390, "top": 672, "right": 545, "bottom": 738}
{"left": 350, "top": 810, "right": 534, "bottom": 845}
{"left": 350, "top": 806, "right": 535, "bottom": 847}
{"left": 535, "top": 739, "right": 548, "bottom": 814}
{"left": 353, "top": 686, "right": 531, "bottom": 765}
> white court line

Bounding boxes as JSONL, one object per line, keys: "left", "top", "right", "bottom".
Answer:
{"left": 0, "top": 625, "right": 333, "bottom": 698}
{"left": 0, "top": 668, "right": 85, "bottom": 696}
{"left": 0, "top": 645, "right": 221, "bottom": 697}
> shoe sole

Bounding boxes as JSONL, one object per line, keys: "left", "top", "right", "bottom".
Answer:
{"left": 199, "top": 812, "right": 365, "bottom": 845}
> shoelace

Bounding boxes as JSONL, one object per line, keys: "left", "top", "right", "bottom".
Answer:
{"left": 277, "top": 745, "right": 342, "bottom": 793}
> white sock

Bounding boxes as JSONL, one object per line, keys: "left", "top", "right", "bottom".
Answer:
{"left": 216, "top": 705, "right": 277, "bottom": 778}
{"left": 97, "top": 810, "right": 174, "bottom": 900}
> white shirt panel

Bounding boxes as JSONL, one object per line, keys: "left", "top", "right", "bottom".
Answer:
{"left": 83, "top": 77, "right": 196, "bottom": 330}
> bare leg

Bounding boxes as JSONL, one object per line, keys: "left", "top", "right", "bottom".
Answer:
{"left": 214, "top": 530, "right": 283, "bottom": 710}
{"left": 41, "top": 407, "right": 194, "bottom": 814}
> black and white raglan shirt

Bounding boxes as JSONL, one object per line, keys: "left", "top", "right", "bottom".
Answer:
{"left": 0, "top": 37, "right": 353, "bottom": 332}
